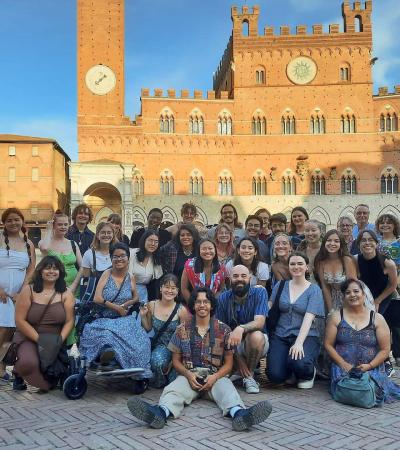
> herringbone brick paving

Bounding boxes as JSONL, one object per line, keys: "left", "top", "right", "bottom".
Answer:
{"left": 1, "top": 371, "right": 400, "bottom": 450}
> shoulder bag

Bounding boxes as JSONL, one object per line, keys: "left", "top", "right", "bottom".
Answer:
{"left": 265, "top": 280, "right": 285, "bottom": 335}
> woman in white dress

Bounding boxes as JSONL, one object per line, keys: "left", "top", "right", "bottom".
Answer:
{"left": 0, "top": 208, "right": 36, "bottom": 379}
{"left": 129, "top": 230, "right": 163, "bottom": 302}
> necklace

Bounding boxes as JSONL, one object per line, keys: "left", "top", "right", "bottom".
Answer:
{"left": 42, "top": 290, "right": 55, "bottom": 297}
{"left": 183, "top": 248, "right": 192, "bottom": 256}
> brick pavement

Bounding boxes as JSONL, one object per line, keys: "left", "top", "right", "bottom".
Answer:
{"left": 1, "top": 371, "right": 400, "bottom": 450}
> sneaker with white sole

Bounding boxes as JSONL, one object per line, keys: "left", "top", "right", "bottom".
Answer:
{"left": 385, "top": 361, "right": 395, "bottom": 378}
{"left": 230, "top": 373, "right": 242, "bottom": 383}
{"left": 243, "top": 376, "right": 260, "bottom": 394}
{"left": 297, "top": 367, "right": 316, "bottom": 389}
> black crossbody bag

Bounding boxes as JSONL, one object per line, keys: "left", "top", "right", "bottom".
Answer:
{"left": 265, "top": 280, "right": 286, "bottom": 336}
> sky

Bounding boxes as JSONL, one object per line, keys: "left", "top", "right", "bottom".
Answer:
{"left": 0, "top": 0, "right": 399, "bottom": 161}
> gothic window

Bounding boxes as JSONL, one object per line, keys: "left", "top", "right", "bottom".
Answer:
{"left": 242, "top": 20, "right": 249, "bottom": 37}
{"left": 281, "top": 114, "right": 296, "bottom": 135}
{"left": 310, "top": 115, "right": 326, "bottom": 134}
{"left": 218, "top": 114, "right": 232, "bottom": 135}
{"left": 341, "top": 171, "right": 357, "bottom": 195}
{"left": 252, "top": 176, "right": 267, "bottom": 195}
{"left": 159, "top": 112, "right": 174, "bottom": 133}
{"left": 133, "top": 176, "right": 144, "bottom": 196}
{"left": 160, "top": 172, "right": 174, "bottom": 195}
{"left": 341, "top": 114, "right": 356, "bottom": 133}
{"left": 282, "top": 174, "right": 296, "bottom": 195}
{"left": 218, "top": 176, "right": 233, "bottom": 196}
{"left": 252, "top": 115, "right": 266, "bottom": 135}
{"left": 379, "top": 113, "right": 398, "bottom": 132}
{"left": 189, "top": 176, "right": 204, "bottom": 195}
{"left": 256, "top": 70, "right": 265, "bottom": 85}
{"left": 381, "top": 169, "right": 399, "bottom": 194}
{"left": 340, "top": 64, "right": 351, "bottom": 82}
{"left": 311, "top": 174, "right": 326, "bottom": 195}
{"left": 189, "top": 115, "right": 204, "bottom": 134}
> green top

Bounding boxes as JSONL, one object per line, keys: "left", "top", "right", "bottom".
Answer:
{"left": 47, "top": 249, "right": 78, "bottom": 290}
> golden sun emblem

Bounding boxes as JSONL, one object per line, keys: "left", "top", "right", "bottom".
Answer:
{"left": 287, "top": 57, "right": 317, "bottom": 85}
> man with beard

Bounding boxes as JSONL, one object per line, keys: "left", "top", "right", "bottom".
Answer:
{"left": 216, "top": 265, "right": 268, "bottom": 394}
{"left": 127, "top": 288, "right": 272, "bottom": 431}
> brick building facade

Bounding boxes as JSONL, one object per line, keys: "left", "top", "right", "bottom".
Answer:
{"left": 71, "top": 0, "right": 400, "bottom": 233}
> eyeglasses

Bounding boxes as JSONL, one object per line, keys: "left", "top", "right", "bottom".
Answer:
{"left": 194, "top": 300, "right": 211, "bottom": 306}
{"left": 112, "top": 255, "right": 128, "bottom": 260}
{"left": 146, "top": 239, "right": 159, "bottom": 245}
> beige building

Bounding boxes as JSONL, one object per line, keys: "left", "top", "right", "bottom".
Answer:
{"left": 0, "top": 134, "right": 70, "bottom": 245}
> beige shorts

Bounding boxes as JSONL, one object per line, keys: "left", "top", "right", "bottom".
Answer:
{"left": 236, "top": 332, "right": 269, "bottom": 358}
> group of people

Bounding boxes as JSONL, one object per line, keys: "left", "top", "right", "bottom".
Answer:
{"left": 0, "top": 201, "right": 399, "bottom": 431}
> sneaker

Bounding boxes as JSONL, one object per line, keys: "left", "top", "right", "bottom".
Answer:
{"left": 385, "top": 361, "right": 395, "bottom": 378}
{"left": 13, "top": 375, "right": 27, "bottom": 391}
{"left": 230, "top": 373, "right": 242, "bottom": 383}
{"left": 127, "top": 397, "right": 166, "bottom": 429}
{"left": 297, "top": 367, "right": 316, "bottom": 389}
{"left": 232, "top": 400, "right": 273, "bottom": 431}
{"left": 243, "top": 376, "right": 260, "bottom": 394}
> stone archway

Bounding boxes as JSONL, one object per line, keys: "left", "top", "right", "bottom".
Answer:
{"left": 83, "top": 182, "right": 122, "bottom": 226}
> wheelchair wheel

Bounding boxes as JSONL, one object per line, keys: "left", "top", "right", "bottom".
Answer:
{"left": 63, "top": 374, "right": 87, "bottom": 400}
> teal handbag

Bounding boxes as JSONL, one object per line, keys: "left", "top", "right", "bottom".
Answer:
{"left": 333, "top": 368, "right": 378, "bottom": 408}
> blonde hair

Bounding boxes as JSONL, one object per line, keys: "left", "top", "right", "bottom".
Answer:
{"left": 91, "top": 222, "right": 117, "bottom": 250}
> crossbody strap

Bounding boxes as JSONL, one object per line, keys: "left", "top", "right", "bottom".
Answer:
{"left": 152, "top": 302, "right": 180, "bottom": 346}
{"left": 274, "top": 280, "right": 286, "bottom": 304}
{"left": 30, "top": 285, "right": 58, "bottom": 327}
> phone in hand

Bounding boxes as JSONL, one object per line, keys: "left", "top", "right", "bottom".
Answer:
{"left": 196, "top": 376, "right": 206, "bottom": 386}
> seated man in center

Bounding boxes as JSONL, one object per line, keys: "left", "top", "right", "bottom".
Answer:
{"left": 127, "top": 288, "right": 272, "bottom": 431}
{"left": 216, "top": 265, "right": 268, "bottom": 394}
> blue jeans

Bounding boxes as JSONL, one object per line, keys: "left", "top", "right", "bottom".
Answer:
{"left": 267, "top": 334, "right": 320, "bottom": 383}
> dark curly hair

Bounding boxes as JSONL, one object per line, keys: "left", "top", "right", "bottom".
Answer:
{"left": 233, "top": 236, "right": 260, "bottom": 275}
{"left": 188, "top": 287, "right": 217, "bottom": 316}
{"left": 137, "top": 229, "right": 161, "bottom": 265}
{"left": 32, "top": 255, "right": 67, "bottom": 293}
{"left": 109, "top": 242, "right": 130, "bottom": 259}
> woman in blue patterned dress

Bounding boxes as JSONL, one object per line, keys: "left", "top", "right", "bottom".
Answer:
{"left": 140, "top": 274, "right": 188, "bottom": 388}
{"left": 325, "top": 279, "right": 400, "bottom": 406}
{"left": 79, "top": 243, "right": 152, "bottom": 384}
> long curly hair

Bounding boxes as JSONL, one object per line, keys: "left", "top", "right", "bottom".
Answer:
{"left": 1, "top": 208, "right": 31, "bottom": 262}
{"left": 32, "top": 255, "right": 67, "bottom": 293}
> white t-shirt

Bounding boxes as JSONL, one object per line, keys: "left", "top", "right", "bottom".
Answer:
{"left": 129, "top": 248, "right": 163, "bottom": 285}
{"left": 225, "top": 260, "right": 269, "bottom": 286}
{"left": 82, "top": 249, "right": 112, "bottom": 272}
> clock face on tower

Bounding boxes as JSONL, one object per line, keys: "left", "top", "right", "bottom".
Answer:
{"left": 287, "top": 57, "right": 317, "bottom": 85}
{"left": 85, "top": 64, "right": 116, "bottom": 95}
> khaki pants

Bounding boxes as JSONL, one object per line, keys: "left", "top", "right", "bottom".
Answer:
{"left": 159, "top": 374, "right": 245, "bottom": 418}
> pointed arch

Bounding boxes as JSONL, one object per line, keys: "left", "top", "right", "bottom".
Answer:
{"left": 252, "top": 169, "right": 267, "bottom": 195}
{"left": 159, "top": 107, "right": 175, "bottom": 133}
{"left": 189, "top": 168, "right": 204, "bottom": 195}
{"left": 160, "top": 169, "right": 174, "bottom": 195}
{"left": 218, "top": 170, "right": 233, "bottom": 196}
{"left": 281, "top": 169, "right": 296, "bottom": 195}
{"left": 341, "top": 168, "right": 357, "bottom": 195}
{"left": 380, "top": 167, "right": 399, "bottom": 194}
{"left": 309, "top": 206, "right": 331, "bottom": 225}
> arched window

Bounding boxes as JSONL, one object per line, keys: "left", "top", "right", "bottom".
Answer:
{"left": 379, "top": 113, "right": 398, "bottom": 132}
{"left": 160, "top": 171, "right": 174, "bottom": 195}
{"left": 282, "top": 174, "right": 296, "bottom": 195}
{"left": 311, "top": 174, "right": 326, "bottom": 195}
{"left": 341, "top": 170, "right": 357, "bottom": 195}
{"left": 252, "top": 114, "right": 267, "bottom": 135}
{"left": 218, "top": 113, "right": 232, "bottom": 135}
{"left": 133, "top": 176, "right": 144, "bottom": 196}
{"left": 340, "top": 64, "right": 351, "bottom": 82}
{"left": 252, "top": 176, "right": 267, "bottom": 195}
{"left": 218, "top": 176, "right": 233, "bottom": 196}
{"left": 355, "top": 15, "right": 363, "bottom": 32}
{"left": 281, "top": 113, "right": 296, "bottom": 135}
{"left": 341, "top": 114, "right": 356, "bottom": 133}
{"left": 381, "top": 169, "right": 399, "bottom": 194}
{"left": 159, "top": 112, "right": 174, "bottom": 133}
{"left": 189, "top": 176, "right": 204, "bottom": 195}
{"left": 310, "top": 115, "right": 326, "bottom": 134}
{"left": 256, "top": 69, "right": 265, "bottom": 85}
{"left": 189, "top": 114, "right": 204, "bottom": 134}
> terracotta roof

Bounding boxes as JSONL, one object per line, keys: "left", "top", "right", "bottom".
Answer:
{"left": 0, "top": 134, "right": 70, "bottom": 161}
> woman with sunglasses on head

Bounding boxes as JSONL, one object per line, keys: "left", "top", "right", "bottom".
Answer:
{"left": 0, "top": 208, "right": 36, "bottom": 381}
{"left": 79, "top": 243, "right": 152, "bottom": 392}
{"left": 271, "top": 233, "right": 292, "bottom": 287}
{"left": 214, "top": 223, "right": 235, "bottom": 266}
{"left": 107, "top": 213, "right": 130, "bottom": 246}
{"left": 325, "top": 278, "right": 400, "bottom": 406}
{"left": 297, "top": 220, "right": 324, "bottom": 282}
{"left": 13, "top": 256, "right": 74, "bottom": 392}
{"left": 314, "top": 230, "right": 357, "bottom": 313}
{"left": 129, "top": 230, "right": 163, "bottom": 303}
{"left": 355, "top": 230, "right": 398, "bottom": 375}
{"left": 225, "top": 237, "right": 269, "bottom": 288}
{"left": 140, "top": 274, "right": 188, "bottom": 388}
{"left": 181, "top": 239, "right": 227, "bottom": 303}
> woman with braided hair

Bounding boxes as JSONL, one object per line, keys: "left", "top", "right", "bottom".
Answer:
{"left": 0, "top": 208, "right": 36, "bottom": 380}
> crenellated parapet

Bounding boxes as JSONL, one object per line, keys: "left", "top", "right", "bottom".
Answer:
{"left": 213, "top": 36, "right": 233, "bottom": 91}
{"left": 140, "top": 88, "right": 225, "bottom": 100}
{"left": 375, "top": 86, "right": 400, "bottom": 97}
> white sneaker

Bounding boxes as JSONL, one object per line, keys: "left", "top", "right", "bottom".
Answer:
{"left": 243, "top": 376, "right": 260, "bottom": 394}
{"left": 297, "top": 368, "right": 316, "bottom": 389}
{"left": 230, "top": 373, "right": 242, "bottom": 383}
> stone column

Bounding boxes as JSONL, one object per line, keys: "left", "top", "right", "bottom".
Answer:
{"left": 120, "top": 164, "right": 135, "bottom": 236}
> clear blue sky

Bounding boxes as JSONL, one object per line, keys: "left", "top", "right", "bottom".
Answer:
{"left": 1, "top": 0, "right": 399, "bottom": 160}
